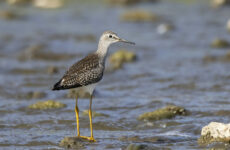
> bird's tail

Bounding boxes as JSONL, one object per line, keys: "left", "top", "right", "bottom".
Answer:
{"left": 52, "top": 80, "right": 62, "bottom": 90}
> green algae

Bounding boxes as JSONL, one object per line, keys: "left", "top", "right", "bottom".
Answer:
{"left": 138, "top": 105, "right": 187, "bottom": 121}
{"left": 109, "top": 49, "right": 136, "bottom": 69}
{"left": 211, "top": 38, "right": 230, "bottom": 49}
{"left": 59, "top": 137, "right": 87, "bottom": 149}
{"left": 120, "top": 10, "right": 158, "bottom": 22}
{"left": 126, "top": 144, "right": 148, "bottom": 150}
{"left": 28, "top": 100, "right": 66, "bottom": 110}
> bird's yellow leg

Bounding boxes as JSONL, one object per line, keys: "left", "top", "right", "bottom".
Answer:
{"left": 75, "top": 95, "right": 96, "bottom": 142}
{"left": 75, "top": 96, "right": 80, "bottom": 137}
{"left": 89, "top": 95, "right": 96, "bottom": 142}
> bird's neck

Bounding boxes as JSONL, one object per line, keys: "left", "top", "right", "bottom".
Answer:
{"left": 96, "top": 39, "right": 111, "bottom": 59}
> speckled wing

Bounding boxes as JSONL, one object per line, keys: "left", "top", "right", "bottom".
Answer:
{"left": 52, "top": 53, "right": 104, "bottom": 90}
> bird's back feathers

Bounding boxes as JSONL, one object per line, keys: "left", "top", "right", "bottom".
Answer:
{"left": 52, "top": 53, "right": 104, "bottom": 91}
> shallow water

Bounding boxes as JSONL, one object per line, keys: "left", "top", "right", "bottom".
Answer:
{"left": 1, "top": 0, "right": 230, "bottom": 149}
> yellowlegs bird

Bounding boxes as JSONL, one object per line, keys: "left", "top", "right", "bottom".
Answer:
{"left": 52, "top": 31, "right": 135, "bottom": 142}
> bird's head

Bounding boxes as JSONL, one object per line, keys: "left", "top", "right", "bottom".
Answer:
{"left": 99, "top": 31, "right": 135, "bottom": 46}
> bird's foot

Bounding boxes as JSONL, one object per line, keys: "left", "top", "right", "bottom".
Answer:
{"left": 78, "top": 136, "right": 96, "bottom": 142}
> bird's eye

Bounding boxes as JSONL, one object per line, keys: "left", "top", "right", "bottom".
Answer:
{"left": 109, "top": 35, "right": 112, "bottom": 38}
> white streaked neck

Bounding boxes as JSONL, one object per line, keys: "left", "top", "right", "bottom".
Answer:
{"left": 96, "top": 38, "right": 111, "bottom": 58}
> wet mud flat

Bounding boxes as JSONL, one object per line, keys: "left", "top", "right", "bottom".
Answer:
{"left": 1, "top": 0, "right": 230, "bottom": 149}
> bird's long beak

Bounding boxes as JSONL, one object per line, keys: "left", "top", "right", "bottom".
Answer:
{"left": 118, "top": 38, "right": 135, "bottom": 45}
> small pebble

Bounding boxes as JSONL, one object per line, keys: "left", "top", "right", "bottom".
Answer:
{"left": 157, "top": 23, "right": 174, "bottom": 35}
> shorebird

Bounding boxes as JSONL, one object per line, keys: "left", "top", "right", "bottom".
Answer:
{"left": 52, "top": 31, "right": 135, "bottom": 142}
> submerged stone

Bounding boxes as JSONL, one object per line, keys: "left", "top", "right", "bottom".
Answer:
{"left": 203, "top": 55, "right": 218, "bottom": 63}
{"left": 74, "top": 34, "right": 96, "bottom": 42}
{"left": 59, "top": 137, "right": 90, "bottom": 149}
{"left": 109, "top": 49, "right": 136, "bottom": 69}
{"left": 215, "top": 110, "right": 230, "bottom": 116}
{"left": 138, "top": 105, "right": 186, "bottom": 121}
{"left": 222, "top": 51, "right": 230, "bottom": 61}
{"left": 203, "top": 51, "right": 230, "bottom": 63}
{"left": 0, "top": 10, "right": 20, "bottom": 20}
{"left": 48, "top": 33, "right": 96, "bottom": 43}
{"left": 28, "top": 100, "right": 66, "bottom": 109}
{"left": 119, "top": 136, "right": 160, "bottom": 143}
{"left": 126, "top": 144, "right": 148, "bottom": 150}
{"left": 27, "top": 91, "right": 46, "bottom": 99}
{"left": 47, "top": 66, "right": 59, "bottom": 74}
{"left": 10, "top": 66, "right": 59, "bottom": 75}
{"left": 67, "top": 89, "right": 90, "bottom": 99}
{"left": 120, "top": 10, "right": 158, "bottom": 22}
{"left": 10, "top": 68, "right": 41, "bottom": 75}
{"left": 168, "top": 82, "right": 196, "bottom": 90}
{"left": 211, "top": 38, "right": 230, "bottom": 48}
{"left": 106, "top": 0, "right": 158, "bottom": 6}
{"left": 17, "top": 91, "right": 46, "bottom": 99}
{"left": 18, "top": 44, "right": 76, "bottom": 61}
{"left": 198, "top": 122, "right": 230, "bottom": 145}
{"left": 82, "top": 110, "right": 109, "bottom": 117}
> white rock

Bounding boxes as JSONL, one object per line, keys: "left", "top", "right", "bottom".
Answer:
{"left": 211, "top": 0, "right": 230, "bottom": 8}
{"left": 227, "top": 19, "right": 230, "bottom": 32}
{"left": 7, "top": 0, "right": 30, "bottom": 5}
{"left": 157, "top": 24, "right": 174, "bottom": 35}
{"left": 33, "top": 0, "right": 63, "bottom": 9}
{"left": 201, "top": 122, "right": 230, "bottom": 139}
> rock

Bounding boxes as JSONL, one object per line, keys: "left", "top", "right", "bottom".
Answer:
{"left": 138, "top": 105, "right": 186, "bottom": 121}
{"left": 211, "top": 0, "right": 230, "bottom": 8}
{"left": 59, "top": 137, "right": 90, "bottom": 149}
{"left": 106, "top": 0, "right": 158, "bottom": 6}
{"left": 18, "top": 44, "right": 76, "bottom": 61}
{"left": 7, "top": 0, "right": 31, "bottom": 5}
{"left": 0, "top": 10, "right": 20, "bottom": 20}
{"left": 198, "top": 122, "right": 230, "bottom": 145}
{"left": 211, "top": 38, "right": 230, "bottom": 49}
{"left": 157, "top": 23, "right": 174, "bottom": 35}
{"left": 28, "top": 100, "right": 66, "bottom": 109}
{"left": 126, "top": 144, "right": 148, "bottom": 150}
{"left": 109, "top": 49, "right": 136, "bottom": 69}
{"left": 82, "top": 110, "right": 109, "bottom": 117}
{"left": 33, "top": 0, "right": 64, "bottom": 9}
{"left": 67, "top": 89, "right": 90, "bottom": 99}
{"left": 120, "top": 10, "right": 158, "bottom": 22}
